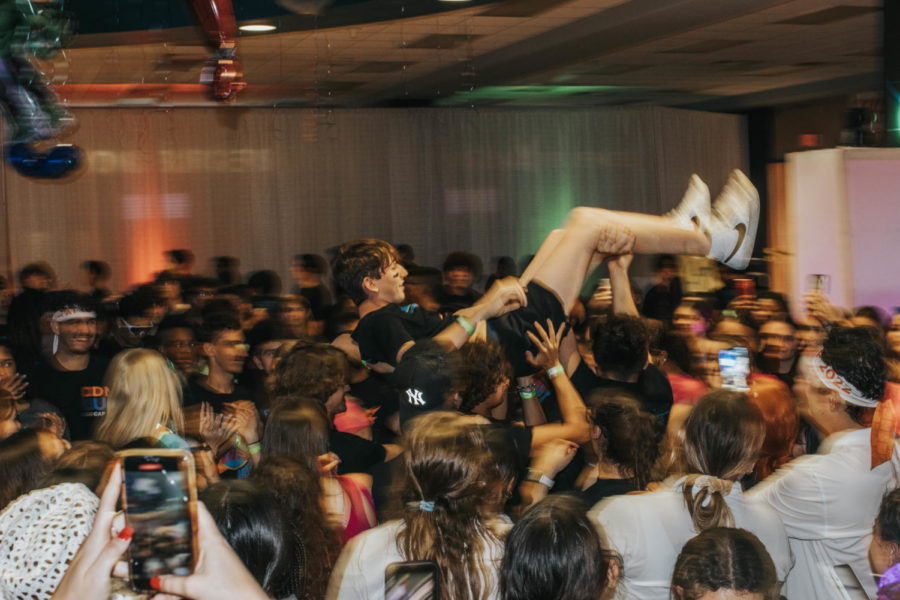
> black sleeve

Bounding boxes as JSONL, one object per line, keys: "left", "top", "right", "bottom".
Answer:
{"left": 568, "top": 360, "right": 598, "bottom": 401}
{"left": 331, "top": 430, "right": 387, "bottom": 474}
{"left": 637, "top": 364, "right": 674, "bottom": 424}
{"left": 354, "top": 309, "right": 415, "bottom": 367}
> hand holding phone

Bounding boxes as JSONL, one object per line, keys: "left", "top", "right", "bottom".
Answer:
{"left": 118, "top": 449, "right": 199, "bottom": 592}
{"left": 50, "top": 461, "right": 132, "bottom": 600}
{"left": 718, "top": 347, "right": 750, "bottom": 392}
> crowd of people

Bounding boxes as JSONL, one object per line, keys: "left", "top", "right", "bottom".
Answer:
{"left": 1, "top": 171, "right": 900, "bottom": 600}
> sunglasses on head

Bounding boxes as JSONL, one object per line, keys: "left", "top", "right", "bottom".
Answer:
{"left": 121, "top": 318, "right": 155, "bottom": 337}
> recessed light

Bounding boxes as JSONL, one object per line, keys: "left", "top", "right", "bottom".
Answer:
{"left": 239, "top": 24, "right": 277, "bottom": 32}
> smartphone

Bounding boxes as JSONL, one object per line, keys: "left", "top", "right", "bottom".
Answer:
{"left": 808, "top": 273, "right": 831, "bottom": 294}
{"left": 118, "top": 449, "right": 199, "bottom": 592}
{"left": 385, "top": 561, "right": 439, "bottom": 600}
{"left": 718, "top": 346, "right": 750, "bottom": 392}
{"left": 734, "top": 278, "right": 755, "bottom": 298}
{"left": 832, "top": 564, "right": 868, "bottom": 600}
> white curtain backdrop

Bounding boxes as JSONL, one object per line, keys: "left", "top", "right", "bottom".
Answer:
{"left": 0, "top": 106, "right": 746, "bottom": 292}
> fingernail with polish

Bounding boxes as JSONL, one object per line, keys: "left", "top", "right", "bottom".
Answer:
{"left": 149, "top": 576, "right": 161, "bottom": 590}
{"left": 118, "top": 526, "right": 134, "bottom": 540}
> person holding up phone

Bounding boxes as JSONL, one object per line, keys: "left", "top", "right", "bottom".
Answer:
{"left": 50, "top": 459, "right": 270, "bottom": 600}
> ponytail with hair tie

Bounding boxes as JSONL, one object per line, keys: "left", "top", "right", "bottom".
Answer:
{"left": 682, "top": 475, "right": 736, "bottom": 533}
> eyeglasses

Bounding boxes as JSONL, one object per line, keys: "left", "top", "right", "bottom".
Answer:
{"left": 121, "top": 318, "right": 155, "bottom": 337}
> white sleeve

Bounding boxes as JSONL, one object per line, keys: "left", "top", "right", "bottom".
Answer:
{"left": 747, "top": 457, "right": 826, "bottom": 539}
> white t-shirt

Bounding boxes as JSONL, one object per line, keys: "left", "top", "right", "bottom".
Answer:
{"left": 589, "top": 477, "right": 793, "bottom": 600}
{"left": 326, "top": 518, "right": 509, "bottom": 600}
{"left": 748, "top": 428, "right": 900, "bottom": 600}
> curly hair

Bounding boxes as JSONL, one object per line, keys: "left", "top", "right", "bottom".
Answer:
{"left": 671, "top": 528, "right": 779, "bottom": 600}
{"left": 397, "top": 411, "right": 499, "bottom": 600}
{"left": 273, "top": 343, "right": 349, "bottom": 403}
{"left": 877, "top": 488, "right": 900, "bottom": 545}
{"left": 821, "top": 326, "right": 886, "bottom": 404}
{"left": 586, "top": 390, "right": 662, "bottom": 489}
{"left": 331, "top": 239, "right": 399, "bottom": 304}
{"left": 592, "top": 315, "right": 648, "bottom": 379}
{"left": 457, "top": 341, "right": 512, "bottom": 415}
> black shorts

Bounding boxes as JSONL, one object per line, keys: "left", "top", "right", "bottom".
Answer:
{"left": 487, "top": 282, "right": 567, "bottom": 378}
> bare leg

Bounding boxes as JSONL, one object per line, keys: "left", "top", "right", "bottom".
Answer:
{"left": 523, "top": 207, "right": 711, "bottom": 313}
{"left": 519, "top": 229, "right": 564, "bottom": 285}
{"left": 565, "top": 208, "right": 710, "bottom": 256}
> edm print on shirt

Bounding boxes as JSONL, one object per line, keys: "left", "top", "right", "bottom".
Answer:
{"left": 80, "top": 384, "right": 108, "bottom": 418}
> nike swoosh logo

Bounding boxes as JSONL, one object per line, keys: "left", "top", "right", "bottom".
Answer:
{"left": 724, "top": 223, "right": 747, "bottom": 264}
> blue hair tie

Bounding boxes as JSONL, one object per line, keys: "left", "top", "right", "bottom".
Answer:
{"left": 406, "top": 500, "right": 435, "bottom": 512}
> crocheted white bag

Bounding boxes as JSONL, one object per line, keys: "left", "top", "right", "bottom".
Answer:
{"left": 0, "top": 483, "right": 99, "bottom": 599}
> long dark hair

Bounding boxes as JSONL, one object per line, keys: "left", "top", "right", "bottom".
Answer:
{"left": 587, "top": 391, "right": 662, "bottom": 489}
{"left": 250, "top": 455, "right": 339, "bottom": 600}
{"left": 0, "top": 429, "right": 54, "bottom": 510}
{"left": 200, "top": 480, "right": 296, "bottom": 598}
{"left": 261, "top": 396, "right": 330, "bottom": 474}
{"left": 397, "top": 412, "right": 498, "bottom": 600}
{"left": 501, "top": 495, "right": 613, "bottom": 600}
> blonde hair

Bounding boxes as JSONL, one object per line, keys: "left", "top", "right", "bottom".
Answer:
{"left": 95, "top": 349, "right": 184, "bottom": 448}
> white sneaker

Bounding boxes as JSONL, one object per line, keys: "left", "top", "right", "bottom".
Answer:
{"left": 667, "top": 174, "right": 711, "bottom": 232}
{"left": 706, "top": 169, "right": 759, "bottom": 270}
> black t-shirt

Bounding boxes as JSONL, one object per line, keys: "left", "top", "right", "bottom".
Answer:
{"left": 349, "top": 373, "right": 400, "bottom": 444}
{"left": 330, "top": 430, "right": 387, "bottom": 475}
{"left": 184, "top": 376, "right": 255, "bottom": 413}
{"left": 436, "top": 286, "right": 482, "bottom": 316}
{"left": 570, "top": 361, "right": 673, "bottom": 423}
{"left": 578, "top": 478, "right": 638, "bottom": 509}
{"left": 296, "top": 284, "right": 333, "bottom": 321}
{"left": 352, "top": 304, "right": 450, "bottom": 367}
{"left": 26, "top": 355, "right": 110, "bottom": 441}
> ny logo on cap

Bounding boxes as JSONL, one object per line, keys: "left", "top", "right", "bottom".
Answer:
{"left": 407, "top": 388, "right": 425, "bottom": 406}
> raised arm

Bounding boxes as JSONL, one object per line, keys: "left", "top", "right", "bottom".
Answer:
{"left": 525, "top": 320, "right": 591, "bottom": 447}
{"left": 608, "top": 253, "right": 638, "bottom": 317}
{"left": 428, "top": 276, "right": 527, "bottom": 354}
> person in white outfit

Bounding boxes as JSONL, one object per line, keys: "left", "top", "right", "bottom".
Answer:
{"left": 589, "top": 390, "right": 793, "bottom": 600}
{"left": 327, "top": 412, "right": 510, "bottom": 600}
{"left": 748, "top": 326, "right": 900, "bottom": 600}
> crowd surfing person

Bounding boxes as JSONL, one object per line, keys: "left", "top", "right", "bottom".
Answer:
{"left": 15, "top": 169, "right": 900, "bottom": 600}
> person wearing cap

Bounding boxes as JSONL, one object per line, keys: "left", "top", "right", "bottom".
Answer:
{"left": 748, "top": 326, "right": 900, "bottom": 599}
{"left": 25, "top": 292, "right": 109, "bottom": 441}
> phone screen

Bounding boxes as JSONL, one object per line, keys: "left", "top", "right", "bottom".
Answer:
{"left": 385, "top": 561, "right": 439, "bottom": 600}
{"left": 120, "top": 451, "right": 197, "bottom": 591}
{"left": 719, "top": 346, "right": 750, "bottom": 391}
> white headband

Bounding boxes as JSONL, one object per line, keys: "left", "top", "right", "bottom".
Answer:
{"left": 52, "top": 309, "right": 96, "bottom": 323}
{"left": 811, "top": 354, "right": 879, "bottom": 408}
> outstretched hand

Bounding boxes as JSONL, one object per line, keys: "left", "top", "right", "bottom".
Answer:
{"left": 0, "top": 373, "right": 27, "bottom": 401}
{"left": 481, "top": 277, "right": 528, "bottom": 318}
{"left": 596, "top": 225, "right": 635, "bottom": 258}
{"left": 525, "top": 319, "right": 567, "bottom": 371}
{"left": 804, "top": 290, "right": 843, "bottom": 325}
{"left": 606, "top": 252, "right": 633, "bottom": 273}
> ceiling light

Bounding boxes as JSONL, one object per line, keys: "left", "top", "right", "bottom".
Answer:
{"left": 239, "top": 24, "right": 277, "bottom": 32}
